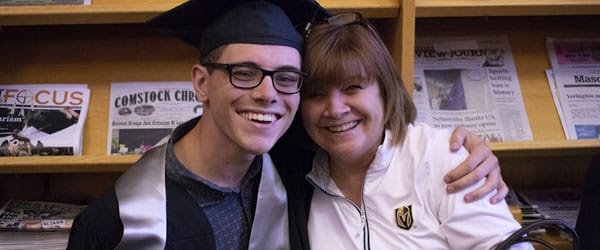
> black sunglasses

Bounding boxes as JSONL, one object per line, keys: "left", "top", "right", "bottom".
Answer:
{"left": 303, "top": 12, "right": 366, "bottom": 38}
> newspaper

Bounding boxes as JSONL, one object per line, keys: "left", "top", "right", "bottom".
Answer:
{"left": 546, "top": 37, "right": 600, "bottom": 71}
{"left": 0, "top": 199, "right": 86, "bottom": 231}
{"left": 107, "top": 82, "right": 203, "bottom": 155}
{"left": 544, "top": 70, "right": 569, "bottom": 138}
{"left": 546, "top": 38, "right": 600, "bottom": 139}
{"left": 0, "top": 231, "right": 70, "bottom": 250}
{"left": 517, "top": 188, "right": 581, "bottom": 229}
{"left": 0, "top": 0, "right": 90, "bottom": 5}
{"left": 0, "top": 84, "right": 90, "bottom": 156}
{"left": 413, "top": 35, "right": 533, "bottom": 142}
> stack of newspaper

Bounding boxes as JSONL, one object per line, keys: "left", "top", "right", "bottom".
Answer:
{"left": 107, "top": 81, "right": 202, "bottom": 155}
{"left": 0, "top": 84, "right": 90, "bottom": 157}
{"left": 546, "top": 38, "right": 600, "bottom": 139}
{"left": 0, "top": 231, "right": 71, "bottom": 250}
{"left": 0, "top": 199, "right": 85, "bottom": 231}
{"left": 517, "top": 188, "right": 581, "bottom": 229}
{"left": 413, "top": 35, "right": 533, "bottom": 142}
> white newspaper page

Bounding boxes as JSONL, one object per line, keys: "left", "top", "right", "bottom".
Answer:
{"left": 413, "top": 35, "right": 533, "bottom": 142}
{"left": 0, "top": 84, "right": 90, "bottom": 156}
{"left": 107, "top": 82, "right": 203, "bottom": 155}
{"left": 546, "top": 37, "right": 600, "bottom": 139}
{"left": 552, "top": 68, "right": 600, "bottom": 139}
{"left": 544, "top": 70, "right": 569, "bottom": 138}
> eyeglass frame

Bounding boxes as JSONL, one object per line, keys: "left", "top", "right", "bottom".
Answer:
{"left": 303, "top": 12, "right": 368, "bottom": 38}
{"left": 204, "top": 62, "right": 306, "bottom": 94}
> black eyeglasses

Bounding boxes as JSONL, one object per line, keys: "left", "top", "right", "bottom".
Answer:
{"left": 304, "top": 12, "right": 366, "bottom": 38}
{"left": 205, "top": 63, "right": 306, "bottom": 94}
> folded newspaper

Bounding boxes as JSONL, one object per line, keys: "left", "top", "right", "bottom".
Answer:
{"left": 107, "top": 82, "right": 203, "bottom": 155}
{"left": 0, "top": 199, "right": 86, "bottom": 231}
{"left": 517, "top": 188, "right": 581, "bottom": 229}
{"left": 413, "top": 35, "right": 533, "bottom": 142}
{"left": 0, "top": 84, "right": 90, "bottom": 156}
{"left": 545, "top": 37, "right": 600, "bottom": 139}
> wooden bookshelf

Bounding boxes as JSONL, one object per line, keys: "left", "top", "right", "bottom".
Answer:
{"left": 0, "top": 23, "right": 196, "bottom": 173}
{"left": 1, "top": 0, "right": 599, "bottom": 199}
{"left": 415, "top": 0, "right": 600, "bottom": 17}
{"left": 414, "top": 15, "right": 600, "bottom": 158}
{"left": 0, "top": 0, "right": 407, "bottom": 175}
{"left": 414, "top": 3, "right": 600, "bottom": 190}
{"left": 0, "top": 0, "right": 399, "bottom": 25}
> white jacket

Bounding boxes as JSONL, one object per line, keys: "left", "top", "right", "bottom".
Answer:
{"left": 307, "top": 124, "right": 528, "bottom": 250}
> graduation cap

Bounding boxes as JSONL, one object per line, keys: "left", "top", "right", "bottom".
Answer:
{"left": 147, "top": 0, "right": 330, "bottom": 55}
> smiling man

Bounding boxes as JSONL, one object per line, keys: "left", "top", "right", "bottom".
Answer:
{"left": 67, "top": 0, "right": 509, "bottom": 249}
{"left": 67, "top": 1, "right": 328, "bottom": 249}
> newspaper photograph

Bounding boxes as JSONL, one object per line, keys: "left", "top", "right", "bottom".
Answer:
{"left": 0, "top": 199, "right": 86, "bottom": 231}
{"left": 413, "top": 35, "right": 533, "bottom": 142}
{"left": 546, "top": 37, "right": 600, "bottom": 139}
{"left": 107, "top": 82, "right": 203, "bottom": 155}
{"left": 0, "top": 84, "right": 90, "bottom": 156}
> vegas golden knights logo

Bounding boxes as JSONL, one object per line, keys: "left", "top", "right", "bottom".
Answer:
{"left": 395, "top": 205, "right": 413, "bottom": 230}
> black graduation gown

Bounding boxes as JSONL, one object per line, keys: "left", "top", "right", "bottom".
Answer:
{"left": 66, "top": 138, "right": 314, "bottom": 250}
{"left": 67, "top": 178, "right": 216, "bottom": 250}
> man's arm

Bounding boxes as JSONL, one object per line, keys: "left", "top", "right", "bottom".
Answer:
{"left": 67, "top": 188, "right": 123, "bottom": 250}
{"left": 445, "top": 127, "right": 508, "bottom": 204}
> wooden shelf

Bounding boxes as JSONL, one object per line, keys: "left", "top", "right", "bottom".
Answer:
{"left": 416, "top": 0, "right": 600, "bottom": 17}
{"left": 0, "top": 0, "right": 399, "bottom": 26}
{"left": 0, "top": 1, "right": 408, "bottom": 174}
{"left": 1, "top": 0, "right": 598, "bottom": 189}
{"left": 2, "top": 140, "right": 598, "bottom": 174}
{"left": 0, "top": 155, "right": 137, "bottom": 173}
{"left": 323, "top": 0, "right": 400, "bottom": 18}
{"left": 0, "top": 0, "right": 184, "bottom": 25}
{"left": 491, "top": 140, "right": 600, "bottom": 158}
{"left": 0, "top": 24, "right": 195, "bottom": 173}
{"left": 416, "top": 15, "right": 600, "bottom": 161}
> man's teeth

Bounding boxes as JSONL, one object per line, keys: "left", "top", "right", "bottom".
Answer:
{"left": 329, "top": 121, "right": 358, "bottom": 132}
{"left": 241, "top": 112, "right": 277, "bottom": 122}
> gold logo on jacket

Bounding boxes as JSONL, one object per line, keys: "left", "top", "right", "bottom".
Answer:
{"left": 395, "top": 205, "right": 413, "bottom": 230}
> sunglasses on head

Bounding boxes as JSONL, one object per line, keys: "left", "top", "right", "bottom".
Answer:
{"left": 303, "top": 12, "right": 367, "bottom": 38}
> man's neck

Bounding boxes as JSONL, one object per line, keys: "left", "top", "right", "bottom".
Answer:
{"left": 173, "top": 119, "right": 256, "bottom": 188}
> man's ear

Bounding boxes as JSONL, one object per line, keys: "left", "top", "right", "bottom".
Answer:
{"left": 191, "top": 64, "right": 209, "bottom": 103}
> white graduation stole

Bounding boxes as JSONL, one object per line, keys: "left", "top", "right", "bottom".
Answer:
{"left": 114, "top": 143, "right": 290, "bottom": 249}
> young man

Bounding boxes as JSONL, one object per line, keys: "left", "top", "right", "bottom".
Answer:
{"left": 67, "top": 0, "right": 507, "bottom": 249}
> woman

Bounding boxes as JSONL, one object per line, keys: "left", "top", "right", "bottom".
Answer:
{"left": 299, "top": 13, "right": 529, "bottom": 249}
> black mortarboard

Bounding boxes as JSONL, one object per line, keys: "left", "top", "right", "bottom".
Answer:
{"left": 147, "top": 0, "right": 330, "bottom": 55}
